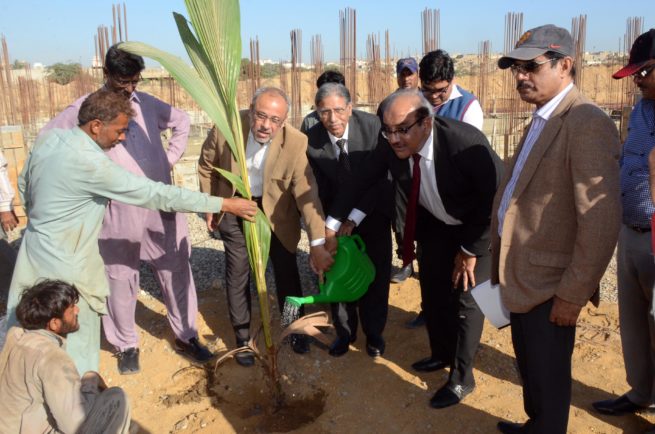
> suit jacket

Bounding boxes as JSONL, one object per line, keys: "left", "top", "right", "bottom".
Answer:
{"left": 490, "top": 86, "right": 621, "bottom": 313}
{"left": 198, "top": 111, "right": 326, "bottom": 253}
{"left": 332, "top": 116, "right": 502, "bottom": 256}
{"left": 305, "top": 109, "right": 392, "bottom": 220}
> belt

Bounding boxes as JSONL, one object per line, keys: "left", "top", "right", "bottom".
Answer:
{"left": 628, "top": 224, "right": 651, "bottom": 233}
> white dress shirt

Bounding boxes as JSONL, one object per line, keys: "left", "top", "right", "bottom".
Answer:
{"left": 0, "top": 149, "right": 15, "bottom": 212}
{"left": 245, "top": 131, "right": 271, "bottom": 197}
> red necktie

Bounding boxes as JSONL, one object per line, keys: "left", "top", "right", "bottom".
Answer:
{"left": 402, "top": 154, "right": 421, "bottom": 266}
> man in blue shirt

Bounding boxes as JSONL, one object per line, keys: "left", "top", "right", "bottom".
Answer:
{"left": 593, "top": 29, "right": 655, "bottom": 424}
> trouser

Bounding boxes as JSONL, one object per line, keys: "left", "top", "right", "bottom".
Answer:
{"left": 101, "top": 243, "right": 198, "bottom": 352}
{"left": 510, "top": 298, "right": 576, "bottom": 434}
{"left": 77, "top": 387, "right": 132, "bottom": 434}
{"left": 617, "top": 224, "right": 655, "bottom": 406}
{"left": 218, "top": 212, "right": 303, "bottom": 342}
{"left": 331, "top": 214, "right": 392, "bottom": 340}
{"left": 416, "top": 207, "right": 487, "bottom": 388}
{"left": 0, "top": 226, "right": 17, "bottom": 299}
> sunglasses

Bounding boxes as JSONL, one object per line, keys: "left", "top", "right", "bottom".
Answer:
{"left": 510, "top": 58, "right": 556, "bottom": 75}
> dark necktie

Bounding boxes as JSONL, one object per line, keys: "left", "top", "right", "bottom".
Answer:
{"left": 335, "top": 139, "right": 351, "bottom": 172}
{"left": 402, "top": 154, "right": 421, "bottom": 266}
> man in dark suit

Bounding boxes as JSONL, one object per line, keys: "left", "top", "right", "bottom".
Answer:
{"left": 328, "top": 88, "right": 502, "bottom": 408}
{"left": 305, "top": 83, "right": 392, "bottom": 358}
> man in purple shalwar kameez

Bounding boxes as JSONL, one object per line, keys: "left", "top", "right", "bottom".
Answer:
{"left": 40, "top": 45, "right": 212, "bottom": 374}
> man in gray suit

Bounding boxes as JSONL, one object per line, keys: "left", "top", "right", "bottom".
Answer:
{"left": 491, "top": 25, "right": 621, "bottom": 434}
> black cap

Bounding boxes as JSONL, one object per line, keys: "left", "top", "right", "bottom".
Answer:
{"left": 613, "top": 29, "right": 655, "bottom": 79}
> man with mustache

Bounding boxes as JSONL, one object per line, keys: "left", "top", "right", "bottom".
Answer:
{"left": 592, "top": 29, "right": 655, "bottom": 427}
{"left": 492, "top": 25, "right": 621, "bottom": 434}
{"left": 6, "top": 89, "right": 257, "bottom": 376}
{"left": 198, "top": 87, "right": 334, "bottom": 367}
{"left": 40, "top": 45, "right": 214, "bottom": 375}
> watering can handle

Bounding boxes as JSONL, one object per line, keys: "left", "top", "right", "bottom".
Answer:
{"left": 351, "top": 234, "right": 366, "bottom": 253}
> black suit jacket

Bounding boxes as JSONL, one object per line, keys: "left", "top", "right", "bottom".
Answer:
{"left": 332, "top": 115, "right": 502, "bottom": 256}
{"left": 306, "top": 109, "right": 393, "bottom": 221}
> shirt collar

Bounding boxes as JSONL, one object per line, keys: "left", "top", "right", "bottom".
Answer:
{"left": 328, "top": 123, "right": 350, "bottom": 146}
{"left": 534, "top": 82, "right": 574, "bottom": 121}
{"left": 417, "top": 125, "right": 435, "bottom": 162}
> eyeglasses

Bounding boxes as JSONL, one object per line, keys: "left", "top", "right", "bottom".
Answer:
{"left": 253, "top": 110, "right": 284, "bottom": 126}
{"left": 381, "top": 116, "right": 426, "bottom": 140}
{"left": 421, "top": 82, "right": 450, "bottom": 97}
{"left": 112, "top": 75, "right": 142, "bottom": 87}
{"left": 317, "top": 107, "right": 348, "bottom": 118}
{"left": 509, "top": 58, "right": 556, "bottom": 76}
{"left": 634, "top": 63, "right": 655, "bottom": 79}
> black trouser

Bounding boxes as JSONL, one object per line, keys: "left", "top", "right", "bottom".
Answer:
{"left": 218, "top": 212, "right": 304, "bottom": 342}
{"left": 416, "top": 207, "right": 488, "bottom": 389}
{"left": 331, "top": 213, "right": 392, "bottom": 340}
{"left": 392, "top": 179, "right": 408, "bottom": 259}
{"left": 510, "top": 299, "right": 576, "bottom": 434}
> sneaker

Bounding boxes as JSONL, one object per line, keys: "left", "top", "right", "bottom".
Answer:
{"left": 174, "top": 337, "right": 214, "bottom": 363}
{"left": 116, "top": 347, "right": 140, "bottom": 375}
{"left": 391, "top": 264, "right": 413, "bottom": 283}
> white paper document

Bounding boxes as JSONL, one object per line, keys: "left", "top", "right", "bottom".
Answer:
{"left": 471, "top": 280, "right": 510, "bottom": 328}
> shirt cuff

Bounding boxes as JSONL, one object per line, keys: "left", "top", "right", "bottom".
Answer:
{"left": 460, "top": 246, "right": 476, "bottom": 257}
{"left": 310, "top": 238, "right": 325, "bottom": 247}
{"left": 347, "top": 209, "right": 366, "bottom": 226}
{"left": 325, "top": 216, "right": 342, "bottom": 232}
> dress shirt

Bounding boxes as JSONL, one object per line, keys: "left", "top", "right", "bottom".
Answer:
{"left": 497, "top": 82, "right": 574, "bottom": 236}
{"left": 620, "top": 98, "right": 655, "bottom": 227}
{"left": 0, "top": 149, "right": 15, "bottom": 212}
{"left": 245, "top": 131, "right": 271, "bottom": 197}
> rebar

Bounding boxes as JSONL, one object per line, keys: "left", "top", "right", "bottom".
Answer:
{"left": 339, "top": 7, "right": 357, "bottom": 105}
{"left": 290, "top": 29, "right": 302, "bottom": 128}
{"left": 310, "top": 34, "right": 324, "bottom": 87}
{"left": 421, "top": 8, "right": 440, "bottom": 55}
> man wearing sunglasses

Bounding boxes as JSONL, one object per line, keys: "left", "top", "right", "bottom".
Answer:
{"left": 491, "top": 25, "right": 621, "bottom": 434}
{"left": 39, "top": 45, "right": 215, "bottom": 375}
{"left": 327, "top": 87, "right": 502, "bottom": 409}
{"left": 592, "top": 29, "right": 655, "bottom": 427}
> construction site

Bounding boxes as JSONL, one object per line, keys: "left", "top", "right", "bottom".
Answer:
{"left": 1, "top": 3, "right": 654, "bottom": 433}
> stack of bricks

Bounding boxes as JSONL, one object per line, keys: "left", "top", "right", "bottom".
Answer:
{"left": 0, "top": 126, "right": 27, "bottom": 227}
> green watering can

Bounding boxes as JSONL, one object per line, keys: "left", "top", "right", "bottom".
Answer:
{"left": 286, "top": 234, "right": 375, "bottom": 307}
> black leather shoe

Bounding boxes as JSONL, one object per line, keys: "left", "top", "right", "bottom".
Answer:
{"left": 116, "top": 347, "right": 140, "bottom": 375}
{"left": 174, "top": 337, "right": 214, "bottom": 363}
{"left": 391, "top": 264, "right": 413, "bottom": 283}
{"left": 234, "top": 339, "right": 255, "bottom": 367}
{"left": 429, "top": 383, "right": 474, "bottom": 409}
{"left": 592, "top": 394, "right": 648, "bottom": 415}
{"left": 497, "top": 421, "right": 525, "bottom": 434}
{"left": 366, "top": 335, "right": 385, "bottom": 358}
{"left": 405, "top": 311, "right": 426, "bottom": 329}
{"left": 411, "top": 356, "right": 448, "bottom": 372}
{"left": 290, "top": 334, "right": 310, "bottom": 354}
{"left": 329, "top": 335, "right": 351, "bottom": 357}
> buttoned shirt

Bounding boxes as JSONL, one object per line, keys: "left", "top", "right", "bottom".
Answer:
{"left": 497, "top": 82, "right": 574, "bottom": 236}
{"left": 245, "top": 131, "right": 271, "bottom": 197}
{"left": 620, "top": 98, "right": 655, "bottom": 227}
{"left": 0, "top": 149, "right": 14, "bottom": 212}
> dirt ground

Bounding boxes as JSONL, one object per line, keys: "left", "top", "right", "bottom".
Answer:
{"left": 101, "top": 274, "right": 655, "bottom": 434}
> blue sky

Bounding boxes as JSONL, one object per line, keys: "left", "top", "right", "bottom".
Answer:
{"left": 0, "top": 0, "right": 653, "bottom": 66}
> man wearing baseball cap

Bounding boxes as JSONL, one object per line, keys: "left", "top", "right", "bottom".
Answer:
{"left": 491, "top": 24, "right": 620, "bottom": 433}
{"left": 396, "top": 57, "right": 419, "bottom": 90}
{"left": 592, "top": 29, "right": 655, "bottom": 424}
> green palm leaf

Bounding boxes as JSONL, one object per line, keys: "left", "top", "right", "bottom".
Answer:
{"left": 120, "top": 0, "right": 275, "bottom": 353}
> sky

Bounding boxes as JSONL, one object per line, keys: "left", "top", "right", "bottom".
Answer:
{"left": 0, "top": 0, "right": 654, "bottom": 67}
